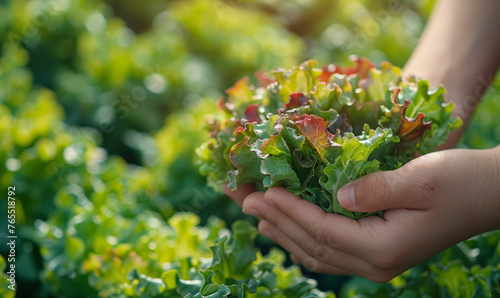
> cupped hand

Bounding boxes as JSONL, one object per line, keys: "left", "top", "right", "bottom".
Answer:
{"left": 223, "top": 147, "right": 500, "bottom": 282}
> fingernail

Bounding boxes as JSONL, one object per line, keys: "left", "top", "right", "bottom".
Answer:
{"left": 337, "top": 183, "right": 355, "bottom": 209}
{"left": 243, "top": 208, "right": 260, "bottom": 218}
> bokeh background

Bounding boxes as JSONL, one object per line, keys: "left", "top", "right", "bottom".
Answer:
{"left": 1, "top": 0, "right": 499, "bottom": 297}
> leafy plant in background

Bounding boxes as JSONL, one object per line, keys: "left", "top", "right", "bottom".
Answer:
{"left": 0, "top": 256, "right": 15, "bottom": 298}
{"left": 460, "top": 73, "right": 500, "bottom": 149}
{"left": 0, "top": 42, "right": 172, "bottom": 296}
{"left": 341, "top": 231, "right": 500, "bottom": 297}
{"left": 0, "top": 41, "right": 330, "bottom": 297}
{"left": 197, "top": 57, "right": 461, "bottom": 218}
{"left": 1, "top": 0, "right": 304, "bottom": 164}
{"left": 233, "top": 0, "right": 435, "bottom": 66}
{"left": 153, "top": 98, "right": 254, "bottom": 225}
{"left": 0, "top": 42, "right": 328, "bottom": 297}
{"left": 2, "top": 0, "right": 500, "bottom": 297}
{"left": 38, "top": 198, "right": 335, "bottom": 297}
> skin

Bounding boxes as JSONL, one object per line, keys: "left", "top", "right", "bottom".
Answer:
{"left": 405, "top": 0, "right": 500, "bottom": 149}
{"left": 224, "top": 0, "right": 500, "bottom": 283}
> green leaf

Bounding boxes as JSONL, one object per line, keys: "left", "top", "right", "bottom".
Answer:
{"left": 228, "top": 137, "right": 266, "bottom": 188}
{"left": 161, "top": 270, "right": 178, "bottom": 290}
{"left": 261, "top": 154, "right": 301, "bottom": 189}
{"left": 319, "top": 128, "right": 393, "bottom": 217}
{"left": 65, "top": 233, "right": 86, "bottom": 261}
{"left": 127, "top": 268, "right": 165, "bottom": 296}
{"left": 0, "top": 255, "right": 15, "bottom": 298}
{"left": 209, "top": 220, "right": 258, "bottom": 284}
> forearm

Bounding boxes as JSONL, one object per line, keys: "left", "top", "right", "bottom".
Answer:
{"left": 404, "top": 0, "right": 500, "bottom": 148}
{"left": 484, "top": 145, "right": 500, "bottom": 231}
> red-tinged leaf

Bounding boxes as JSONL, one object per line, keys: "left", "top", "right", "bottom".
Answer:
{"left": 347, "top": 55, "right": 377, "bottom": 78}
{"left": 207, "top": 119, "right": 221, "bottom": 138}
{"left": 242, "top": 104, "right": 261, "bottom": 123}
{"left": 233, "top": 126, "right": 246, "bottom": 135}
{"left": 317, "top": 55, "right": 377, "bottom": 83}
{"left": 233, "top": 123, "right": 257, "bottom": 143}
{"left": 284, "top": 92, "right": 308, "bottom": 110}
{"left": 260, "top": 131, "right": 290, "bottom": 156}
{"left": 398, "top": 100, "right": 432, "bottom": 141}
{"left": 229, "top": 137, "right": 250, "bottom": 167}
{"left": 273, "top": 115, "right": 285, "bottom": 132}
{"left": 226, "top": 77, "right": 251, "bottom": 96}
{"left": 255, "top": 70, "right": 275, "bottom": 88}
{"left": 317, "top": 64, "right": 339, "bottom": 83}
{"left": 294, "top": 115, "right": 333, "bottom": 161}
{"left": 225, "top": 77, "right": 254, "bottom": 109}
{"left": 378, "top": 88, "right": 403, "bottom": 132}
{"left": 391, "top": 88, "right": 401, "bottom": 107}
{"left": 216, "top": 97, "right": 232, "bottom": 114}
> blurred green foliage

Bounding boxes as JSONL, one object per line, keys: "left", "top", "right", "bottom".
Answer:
{"left": 1, "top": 0, "right": 499, "bottom": 296}
{"left": 341, "top": 232, "right": 500, "bottom": 297}
{"left": 461, "top": 75, "right": 500, "bottom": 149}
{"left": 1, "top": 0, "right": 304, "bottom": 164}
{"left": 233, "top": 0, "right": 435, "bottom": 67}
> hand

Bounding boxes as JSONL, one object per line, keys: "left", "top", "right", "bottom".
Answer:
{"left": 224, "top": 146, "right": 500, "bottom": 282}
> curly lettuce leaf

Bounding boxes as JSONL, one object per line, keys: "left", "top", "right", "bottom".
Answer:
{"left": 319, "top": 128, "right": 395, "bottom": 217}
{"left": 198, "top": 57, "right": 461, "bottom": 219}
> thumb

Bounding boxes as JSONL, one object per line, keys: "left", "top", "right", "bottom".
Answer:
{"left": 336, "top": 157, "right": 440, "bottom": 213}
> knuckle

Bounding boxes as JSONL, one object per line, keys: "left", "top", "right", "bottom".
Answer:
{"left": 407, "top": 171, "right": 442, "bottom": 206}
{"left": 419, "top": 175, "right": 441, "bottom": 198}
{"left": 301, "top": 256, "right": 322, "bottom": 272}
{"left": 263, "top": 188, "right": 286, "bottom": 210}
{"left": 241, "top": 192, "right": 263, "bottom": 209}
{"left": 263, "top": 187, "right": 278, "bottom": 201}
{"left": 245, "top": 191, "right": 263, "bottom": 202}
{"left": 404, "top": 156, "right": 444, "bottom": 197}
{"left": 307, "top": 215, "right": 331, "bottom": 244}
{"left": 264, "top": 187, "right": 285, "bottom": 201}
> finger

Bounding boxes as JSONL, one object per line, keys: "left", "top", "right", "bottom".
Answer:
{"left": 243, "top": 191, "right": 374, "bottom": 275}
{"left": 261, "top": 187, "right": 413, "bottom": 269}
{"left": 260, "top": 187, "right": 369, "bottom": 256}
{"left": 250, "top": 193, "right": 404, "bottom": 282}
{"left": 258, "top": 220, "right": 353, "bottom": 276}
{"left": 337, "top": 153, "right": 443, "bottom": 212}
{"left": 223, "top": 183, "right": 256, "bottom": 207}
